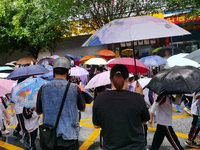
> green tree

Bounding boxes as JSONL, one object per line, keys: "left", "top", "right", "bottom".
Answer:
{"left": 71, "top": 0, "right": 200, "bottom": 32}
{"left": 0, "top": 0, "right": 73, "bottom": 58}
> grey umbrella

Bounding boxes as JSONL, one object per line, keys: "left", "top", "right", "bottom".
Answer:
{"left": 184, "top": 49, "right": 200, "bottom": 63}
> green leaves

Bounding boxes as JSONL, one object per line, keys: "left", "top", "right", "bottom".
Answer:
{"left": 0, "top": 0, "right": 72, "bottom": 58}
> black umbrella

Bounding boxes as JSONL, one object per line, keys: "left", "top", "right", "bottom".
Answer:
{"left": 146, "top": 66, "right": 200, "bottom": 95}
{"left": 184, "top": 49, "right": 200, "bottom": 63}
{"left": 158, "top": 46, "right": 184, "bottom": 56}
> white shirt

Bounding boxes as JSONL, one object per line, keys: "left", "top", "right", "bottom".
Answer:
{"left": 191, "top": 93, "right": 200, "bottom": 116}
{"left": 24, "top": 111, "right": 40, "bottom": 132}
{"left": 14, "top": 103, "right": 23, "bottom": 114}
{"left": 0, "top": 101, "right": 5, "bottom": 130}
{"left": 151, "top": 95, "right": 174, "bottom": 126}
{"left": 156, "top": 96, "right": 172, "bottom": 126}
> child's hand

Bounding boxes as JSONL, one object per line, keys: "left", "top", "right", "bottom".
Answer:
{"left": 6, "top": 118, "right": 10, "bottom": 125}
{"left": 148, "top": 119, "right": 153, "bottom": 125}
{"left": 11, "top": 112, "right": 15, "bottom": 117}
{"left": 31, "top": 107, "right": 36, "bottom": 111}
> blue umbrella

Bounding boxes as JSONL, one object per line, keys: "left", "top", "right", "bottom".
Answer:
{"left": 37, "top": 65, "right": 53, "bottom": 81}
{"left": 0, "top": 66, "right": 14, "bottom": 73}
{"left": 139, "top": 55, "right": 167, "bottom": 67}
{"left": 65, "top": 54, "right": 75, "bottom": 60}
{"left": 11, "top": 78, "right": 49, "bottom": 108}
{"left": 7, "top": 65, "right": 49, "bottom": 80}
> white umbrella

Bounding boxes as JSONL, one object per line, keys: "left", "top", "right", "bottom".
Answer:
{"left": 82, "top": 16, "right": 191, "bottom": 47}
{"left": 85, "top": 58, "right": 107, "bottom": 65}
{"left": 70, "top": 66, "right": 89, "bottom": 76}
{"left": 164, "top": 53, "right": 200, "bottom": 68}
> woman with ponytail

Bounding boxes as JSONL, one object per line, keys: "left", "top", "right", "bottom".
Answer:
{"left": 93, "top": 64, "right": 150, "bottom": 150}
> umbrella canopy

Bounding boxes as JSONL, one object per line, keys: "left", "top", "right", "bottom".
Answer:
{"left": 77, "top": 85, "right": 93, "bottom": 104}
{"left": 85, "top": 71, "right": 134, "bottom": 89}
{"left": 7, "top": 65, "right": 49, "bottom": 80}
{"left": 77, "top": 55, "right": 83, "bottom": 59}
{"left": 74, "top": 58, "right": 80, "bottom": 62}
{"left": 0, "top": 79, "right": 16, "bottom": 96}
{"left": 0, "top": 73, "right": 10, "bottom": 79}
{"left": 11, "top": 78, "right": 48, "bottom": 108}
{"left": 37, "top": 65, "right": 53, "bottom": 81}
{"left": 65, "top": 54, "right": 75, "bottom": 60}
{"left": 79, "top": 55, "right": 96, "bottom": 62}
{"left": 97, "top": 50, "right": 116, "bottom": 57}
{"left": 50, "top": 55, "right": 60, "bottom": 59}
{"left": 184, "top": 49, "right": 200, "bottom": 63}
{"left": 139, "top": 55, "right": 167, "bottom": 67}
{"left": 70, "top": 66, "right": 89, "bottom": 76}
{"left": 147, "top": 66, "right": 200, "bottom": 95}
{"left": 5, "top": 63, "right": 15, "bottom": 68}
{"left": 85, "top": 58, "right": 107, "bottom": 65}
{"left": 107, "top": 58, "right": 150, "bottom": 73}
{"left": 17, "top": 57, "right": 37, "bottom": 65}
{"left": 82, "top": 16, "right": 190, "bottom": 47}
{"left": 0, "top": 66, "right": 14, "bottom": 73}
{"left": 152, "top": 47, "right": 162, "bottom": 53}
{"left": 164, "top": 53, "right": 200, "bottom": 68}
{"left": 158, "top": 46, "right": 184, "bottom": 56}
{"left": 121, "top": 49, "right": 137, "bottom": 56}
{"left": 131, "top": 77, "right": 152, "bottom": 89}
{"left": 38, "top": 58, "right": 54, "bottom": 67}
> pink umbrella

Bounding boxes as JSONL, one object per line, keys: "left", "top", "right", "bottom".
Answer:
{"left": 107, "top": 57, "right": 150, "bottom": 73}
{"left": 0, "top": 79, "right": 16, "bottom": 96}
{"left": 85, "top": 71, "right": 134, "bottom": 89}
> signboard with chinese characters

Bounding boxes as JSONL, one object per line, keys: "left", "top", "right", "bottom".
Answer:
{"left": 165, "top": 13, "right": 200, "bottom": 24}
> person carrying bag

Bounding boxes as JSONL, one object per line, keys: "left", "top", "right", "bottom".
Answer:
{"left": 39, "top": 82, "right": 70, "bottom": 150}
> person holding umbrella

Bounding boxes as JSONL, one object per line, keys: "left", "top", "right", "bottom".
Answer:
{"left": 148, "top": 94, "right": 184, "bottom": 150}
{"left": 93, "top": 64, "right": 150, "bottom": 150}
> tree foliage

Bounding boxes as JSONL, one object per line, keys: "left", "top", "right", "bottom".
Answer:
{"left": 0, "top": 0, "right": 72, "bottom": 58}
{"left": 71, "top": 0, "right": 200, "bottom": 32}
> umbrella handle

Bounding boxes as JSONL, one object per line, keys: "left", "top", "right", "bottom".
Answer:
{"left": 132, "top": 42, "right": 139, "bottom": 80}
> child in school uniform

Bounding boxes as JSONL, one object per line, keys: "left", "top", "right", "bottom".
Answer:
{"left": 185, "top": 91, "right": 200, "bottom": 148}
{"left": 23, "top": 107, "right": 40, "bottom": 150}
{"left": 149, "top": 94, "right": 184, "bottom": 150}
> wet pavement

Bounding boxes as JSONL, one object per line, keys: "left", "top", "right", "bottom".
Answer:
{"left": 0, "top": 104, "right": 199, "bottom": 150}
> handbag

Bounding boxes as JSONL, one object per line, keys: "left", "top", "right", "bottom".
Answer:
{"left": 39, "top": 82, "right": 71, "bottom": 150}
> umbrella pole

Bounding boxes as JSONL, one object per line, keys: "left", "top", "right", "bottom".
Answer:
{"left": 132, "top": 42, "right": 139, "bottom": 80}
{"left": 171, "top": 37, "right": 174, "bottom": 55}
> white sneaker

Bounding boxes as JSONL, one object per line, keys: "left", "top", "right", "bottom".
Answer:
{"left": 183, "top": 107, "right": 192, "bottom": 116}
{"left": 2, "top": 130, "right": 9, "bottom": 135}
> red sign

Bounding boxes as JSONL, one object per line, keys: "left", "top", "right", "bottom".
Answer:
{"left": 165, "top": 13, "right": 200, "bottom": 24}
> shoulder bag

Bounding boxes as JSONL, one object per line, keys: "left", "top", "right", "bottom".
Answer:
{"left": 39, "top": 82, "right": 71, "bottom": 150}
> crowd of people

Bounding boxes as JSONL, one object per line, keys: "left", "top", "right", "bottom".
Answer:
{"left": 0, "top": 53, "right": 200, "bottom": 150}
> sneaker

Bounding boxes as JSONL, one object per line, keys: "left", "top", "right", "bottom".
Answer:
{"left": 175, "top": 105, "right": 182, "bottom": 112}
{"left": 13, "top": 131, "right": 22, "bottom": 139}
{"left": 183, "top": 107, "right": 192, "bottom": 116}
{"left": 185, "top": 140, "right": 200, "bottom": 148}
{"left": 2, "top": 130, "right": 9, "bottom": 135}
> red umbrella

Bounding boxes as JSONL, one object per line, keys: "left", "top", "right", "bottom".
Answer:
{"left": 107, "top": 57, "right": 150, "bottom": 73}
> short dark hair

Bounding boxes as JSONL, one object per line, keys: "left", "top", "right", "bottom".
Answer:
{"left": 53, "top": 68, "right": 69, "bottom": 75}
{"left": 110, "top": 64, "right": 129, "bottom": 91}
